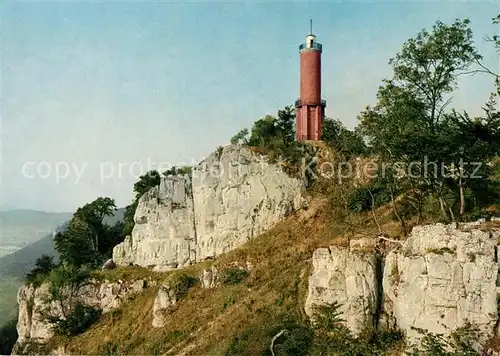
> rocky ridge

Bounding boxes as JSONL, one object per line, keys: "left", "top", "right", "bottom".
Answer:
{"left": 112, "top": 145, "right": 304, "bottom": 270}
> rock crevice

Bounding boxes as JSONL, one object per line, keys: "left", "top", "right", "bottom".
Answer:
{"left": 306, "top": 221, "right": 500, "bottom": 346}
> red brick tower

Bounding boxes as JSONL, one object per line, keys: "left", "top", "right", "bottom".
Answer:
{"left": 295, "top": 21, "right": 326, "bottom": 141}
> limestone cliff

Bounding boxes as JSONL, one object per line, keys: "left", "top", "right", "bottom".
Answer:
{"left": 305, "top": 220, "right": 500, "bottom": 347}
{"left": 15, "top": 278, "right": 150, "bottom": 347}
{"left": 113, "top": 145, "right": 304, "bottom": 270}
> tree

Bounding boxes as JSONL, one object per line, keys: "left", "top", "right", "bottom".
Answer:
{"left": 443, "top": 95, "right": 500, "bottom": 214}
{"left": 132, "top": 170, "right": 161, "bottom": 200}
{"left": 40, "top": 264, "right": 100, "bottom": 336}
{"left": 54, "top": 197, "right": 118, "bottom": 267}
{"left": 322, "top": 118, "right": 367, "bottom": 158}
{"left": 359, "top": 18, "right": 483, "bottom": 222}
{"left": 26, "top": 254, "right": 56, "bottom": 285}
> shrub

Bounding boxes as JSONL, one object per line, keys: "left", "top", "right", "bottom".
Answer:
{"left": 26, "top": 254, "right": 56, "bottom": 286}
{"left": 167, "top": 273, "right": 197, "bottom": 297}
{"left": 219, "top": 268, "right": 249, "bottom": 285}
{"left": 49, "top": 302, "right": 101, "bottom": 336}
{"left": 408, "top": 322, "right": 482, "bottom": 356}
{"left": 348, "top": 179, "right": 392, "bottom": 213}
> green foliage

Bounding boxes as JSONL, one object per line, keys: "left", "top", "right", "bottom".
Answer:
{"left": 48, "top": 302, "right": 101, "bottom": 337}
{"left": 348, "top": 178, "right": 392, "bottom": 213}
{"left": 54, "top": 197, "right": 119, "bottom": 267}
{"left": 163, "top": 165, "right": 193, "bottom": 177}
{"left": 122, "top": 200, "right": 138, "bottom": 237}
{"left": 358, "top": 18, "right": 499, "bottom": 224}
{"left": 219, "top": 268, "right": 249, "bottom": 286}
{"left": 40, "top": 264, "right": 100, "bottom": 336}
{"left": 322, "top": 118, "right": 367, "bottom": 158}
{"left": 307, "top": 302, "right": 405, "bottom": 356}
{"left": 25, "top": 254, "right": 56, "bottom": 286}
{"left": 408, "top": 322, "right": 482, "bottom": 356}
{"left": 168, "top": 273, "right": 197, "bottom": 297}
{"left": 0, "top": 317, "right": 18, "bottom": 355}
{"left": 133, "top": 170, "right": 161, "bottom": 200}
{"left": 231, "top": 128, "right": 249, "bottom": 145}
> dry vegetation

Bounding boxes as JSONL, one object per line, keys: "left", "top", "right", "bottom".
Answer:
{"left": 53, "top": 186, "right": 408, "bottom": 355}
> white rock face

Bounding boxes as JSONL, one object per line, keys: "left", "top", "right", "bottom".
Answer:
{"left": 199, "top": 266, "right": 219, "bottom": 289}
{"left": 304, "top": 240, "right": 380, "bottom": 335}
{"left": 382, "top": 222, "right": 499, "bottom": 344}
{"left": 306, "top": 222, "right": 499, "bottom": 347}
{"left": 113, "top": 175, "right": 195, "bottom": 270}
{"left": 192, "top": 145, "right": 302, "bottom": 260}
{"left": 16, "top": 279, "right": 148, "bottom": 345}
{"left": 113, "top": 145, "right": 303, "bottom": 270}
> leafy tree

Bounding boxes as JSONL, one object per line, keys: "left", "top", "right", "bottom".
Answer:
{"left": 132, "top": 170, "right": 161, "bottom": 200}
{"left": 322, "top": 118, "right": 367, "bottom": 158}
{"left": 54, "top": 197, "right": 118, "bottom": 267}
{"left": 359, "top": 18, "right": 485, "bottom": 222}
{"left": 442, "top": 99, "right": 500, "bottom": 214}
{"left": 40, "top": 264, "right": 100, "bottom": 336}
{"left": 26, "top": 254, "right": 56, "bottom": 285}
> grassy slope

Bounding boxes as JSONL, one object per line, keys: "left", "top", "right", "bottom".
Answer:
{"left": 56, "top": 198, "right": 404, "bottom": 356}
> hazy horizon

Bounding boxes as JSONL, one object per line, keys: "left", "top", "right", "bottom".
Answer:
{"left": 3, "top": 1, "right": 498, "bottom": 213}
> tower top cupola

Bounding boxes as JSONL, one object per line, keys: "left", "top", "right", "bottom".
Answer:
{"left": 300, "top": 19, "right": 322, "bottom": 52}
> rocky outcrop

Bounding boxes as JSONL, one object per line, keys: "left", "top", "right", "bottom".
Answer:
{"left": 16, "top": 278, "right": 149, "bottom": 345}
{"left": 382, "top": 222, "right": 499, "bottom": 344}
{"left": 304, "top": 239, "right": 380, "bottom": 335}
{"left": 152, "top": 283, "right": 183, "bottom": 328}
{"left": 113, "top": 145, "right": 303, "bottom": 270}
{"left": 113, "top": 175, "right": 195, "bottom": 270}
{"left": 199, "top": 266, "right": 219, "bottom": 289}
{"left": 306, "top": 221, "right": 500, "bottom": 346}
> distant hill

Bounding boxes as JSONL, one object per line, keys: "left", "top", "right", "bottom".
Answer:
{"left": 0, "top": 208, "right": 125, "bottom": 279}
{"left": 0, "top": 210, "right": 73, "bottom": 253}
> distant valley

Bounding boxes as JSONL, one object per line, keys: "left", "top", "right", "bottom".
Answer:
{"left": 0, "top": 208, "right": 124, "bottom": 326}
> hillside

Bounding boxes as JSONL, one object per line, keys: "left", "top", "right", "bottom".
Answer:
{"left": 26, "top": 198, "right": 396, "bottom": 355}
{"left": 21, "top": 199, "right": 500, "bottom": 356}
{"left": 0, "top": 210, "right": 72, "bottom": 257}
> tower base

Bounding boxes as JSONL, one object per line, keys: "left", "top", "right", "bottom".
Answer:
{"left": 295, "top": 103, "right": 325, "bottom": 141}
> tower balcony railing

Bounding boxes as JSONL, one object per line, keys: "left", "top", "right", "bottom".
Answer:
{"left": 299, "top": 42, "right": 322, "bottom": 51}
{"left": 295, "top": 99, "right": 327, "bottom": 107}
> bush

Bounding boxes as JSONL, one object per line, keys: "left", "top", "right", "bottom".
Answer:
{"left": 26, "top": 254, "right": 56, "bottom": 286}
{"left": 49, "top": 302, "right": 101, "bottom": 336}
{"left": 168, "top": 273, "right": 197, "bottom": 297}
{"left": 408, "top": 322, "right": 482, "bottom": 356}
{"left": 219, "top": 268, "right": 249, "bottom": 285}
{"left": 309, "top": 302, "right": 404, "bottom": 356}
{"left": 348, "top": 179, "right": 392, "bottom": 213}
{"left": 273, "top": 325, "right": 314, "bottom": 356}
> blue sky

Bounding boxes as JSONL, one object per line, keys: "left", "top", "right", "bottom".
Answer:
{"left": 2, "top": 1, "right": 498, "bottom": 212}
